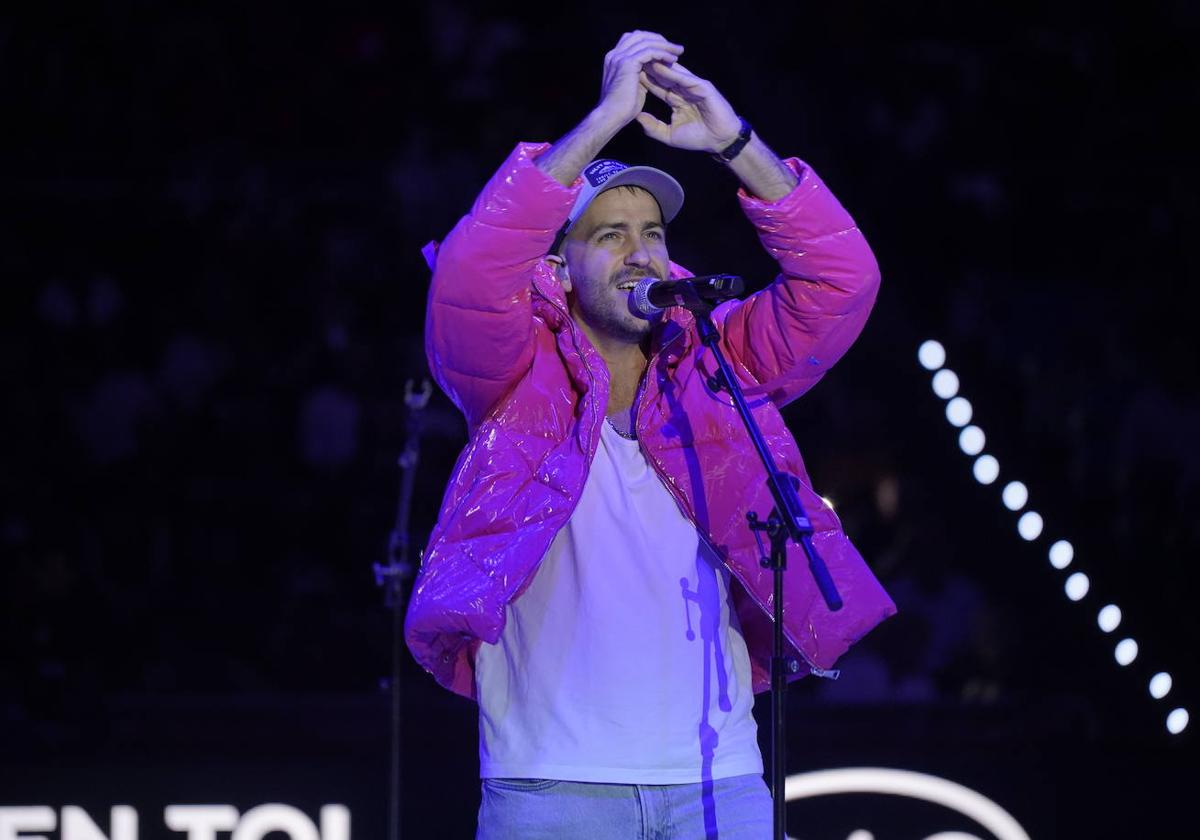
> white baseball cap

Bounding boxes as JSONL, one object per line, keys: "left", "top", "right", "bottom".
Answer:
{"left": 551, "top": 158, "right": 685, "bottom": 253}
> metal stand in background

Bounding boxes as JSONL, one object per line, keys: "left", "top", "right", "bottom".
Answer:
{"left": 687, "top": 294, "right": 844, "bottom": 840}
{"left": 372, "top": 379, "right": 432, "bottom": 840}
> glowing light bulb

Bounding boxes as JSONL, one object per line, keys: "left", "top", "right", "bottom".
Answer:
{"left": 973, "top": 454, "right": 999, "bottom": 484}
{"left": 1115, "top": 638, "right": 1138, "bottom": 666}
{"left": 1065, "top": 572, "right": 1089, "bottom": 601}
{"left": 946, "top": 397, "right": 973, "bottom": 427}
{"left": 959, "top": 425, "right": 985, "bottom": 456}
{"left": 1150, "top": 672, "right": 1172, "bottom": 700}
{"left": 1002, "top": 481, "right": 1028, "bottom": 511}
{"left": 932, "top": 369, "right": 960, "bottom": 399}
{"left": 1017, "top": 511, "right": 1043, "bottom": 541}
{"left": 1049, "top": 540, "right": 1073, "bottom": 569}
{"left": 918, "top": 340, "right": 946, "bottom": 371}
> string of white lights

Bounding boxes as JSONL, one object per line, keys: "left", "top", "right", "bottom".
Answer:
{"left": 917, "top": 339, "right": 1188, "bottom": 737}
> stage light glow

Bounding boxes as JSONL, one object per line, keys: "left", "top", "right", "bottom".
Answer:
{"left": 923, "top": 339, "right": 1185, "bottom": 740}
{"left": 1065, "top": 572, "right": 1089, "bottom": 601}
{"left": 1115, "top": 638, "right": 1138, "bottom": 666}
{"left": 932, "top": 369, "right": 960, "bottom": 399}
{"left": 1001, "top": 481, "right": 1028, "bottom": 511}
{"left": 918, "top": 340, "right": 946, "bottom": 371}
{"left": 958, "top": 425, "right": 985, "bottom": 455}
{"left": 1017, "top": 511, "right": 1043, "bottom": 541}
{"left": 973, "top": 454, "right": 999, "bottom": 484}
{"left": 1150, "top": 672, "right": 1173, "bottom": 700}
{"left": 946, "top": 397, "right": 973, "bottom": 427}
{"left": 822, "top": 496, "right": 835, "bottom": 509}
{"left": 846, "top": 832, "right": 875, "bottom": 840}
{"left": 1048, "top": 540, "right": 1074, "bottom": 569}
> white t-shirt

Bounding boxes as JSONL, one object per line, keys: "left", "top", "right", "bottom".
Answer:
{"left": 475, "top": 420, "right": 763, "bottom": 783}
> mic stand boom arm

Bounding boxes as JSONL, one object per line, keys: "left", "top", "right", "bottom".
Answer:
{"left": 687, "top": 292, "right": 842, "bottom": 840}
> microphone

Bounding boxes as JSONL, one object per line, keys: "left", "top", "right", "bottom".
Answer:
{"left": 632, "top": 274, "right": 745, "bottom": 316}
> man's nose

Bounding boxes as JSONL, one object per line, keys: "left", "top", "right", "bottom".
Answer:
{"left": 625, "top": 238, "right": 651, "bottom": 266}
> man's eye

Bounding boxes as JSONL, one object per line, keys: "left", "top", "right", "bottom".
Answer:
{"left": 599, "top": 231, "right": 619, "bottom": 242}
{"left": 646, "top": 230, "right": 663, "bottom": 240}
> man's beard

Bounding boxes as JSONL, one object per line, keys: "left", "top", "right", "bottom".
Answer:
{"left": 570, "top": 269, "right": 661, "bottom": 344}
{"left": 577, "top": 294, "right": 652, "bottom": 343}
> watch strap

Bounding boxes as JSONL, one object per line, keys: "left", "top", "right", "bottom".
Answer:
{"left": 713, "top": 117, "right": 753, "bottom": 163}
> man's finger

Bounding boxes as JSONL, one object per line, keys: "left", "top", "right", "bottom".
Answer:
{"left": 611, "top": 32, "right": 678, "bottom": 55}
{"left": 609, "top": 35, "right": 683, "bottom": 64}
{"left": 645, "top": 62, "right": 710, "bottom": 99}
{"left": 644, "top": 63, "right": 693, "bottom": 96}
{"left": 646, "top": 60, "right": 705, "bottom": 86}
{"left": 616, "top": 46, "right": 682, "bottom": 73}
{"left": 614, "top": 30, "right": 675, "bottom": 50}
{"left": 635, "top": 112, "right": 672, "bottom": 143}
{"left": 639, "top": 69, "right": 671, "bottom": 101}
{"left": 610, "top": 45, "right": 684, "bottom": 69}
{"left": 640, "top": 70, "right": 688, "bottom": 110}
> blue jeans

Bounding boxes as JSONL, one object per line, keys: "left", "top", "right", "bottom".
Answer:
{"left": 477, "top": 773, "right": 772, "bottom": 839}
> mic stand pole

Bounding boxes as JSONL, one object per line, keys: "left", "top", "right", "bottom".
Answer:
{"left": 690, "top": 301, "right": 843, "bottom": 840}
{"left": 373, "top": 379, "right": 432, "bottom": 840}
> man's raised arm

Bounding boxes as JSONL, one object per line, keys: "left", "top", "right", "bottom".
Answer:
{"left": 426, "top": 32, "right": 683, "bottom": 427}
{"left": 535, "top": 31, "right": 684, "bottom": 185}
{"left": 637, "top": 56, "right": 880, "bottom": 406}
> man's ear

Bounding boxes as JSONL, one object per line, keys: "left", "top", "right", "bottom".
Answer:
{"left": 546, "top": 254, "right": 572, "bottom": 293}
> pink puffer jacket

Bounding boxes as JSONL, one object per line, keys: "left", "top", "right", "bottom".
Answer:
{"left": 406, "top": 142, "right": 896, "bottom": 699}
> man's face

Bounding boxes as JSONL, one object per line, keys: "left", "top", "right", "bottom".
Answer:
{"left": 559, "top": 186, "right": 670, "bottom": 344}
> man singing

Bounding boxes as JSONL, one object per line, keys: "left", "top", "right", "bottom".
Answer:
{"left": 406, "top": 30, "right": 896, "bottom": 839}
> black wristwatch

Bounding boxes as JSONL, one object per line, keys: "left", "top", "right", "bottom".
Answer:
{"left": 712, "top": 117, "right": 753, "bottom": 163}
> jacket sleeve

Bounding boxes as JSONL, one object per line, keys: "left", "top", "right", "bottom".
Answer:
{"left": 715, "top": 159, "right": 880, "bottom": 407}
{"left": 425, "top": 142, "right": 581, "bottom": 427}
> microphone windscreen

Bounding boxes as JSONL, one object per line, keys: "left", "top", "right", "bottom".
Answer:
{"left": 632, "top": 277, "right": 664, "bottom": 317}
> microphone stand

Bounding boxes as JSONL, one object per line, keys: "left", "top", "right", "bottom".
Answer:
{"left": 686, "top": 293, "right": 843, "bottom": 840}
{"left": 372, "top": 378, "right": 432, "bottom": 840}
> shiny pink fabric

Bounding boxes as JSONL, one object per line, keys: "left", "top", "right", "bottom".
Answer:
{"left": 406, "top": 142, "right": 896, "bottom": 699}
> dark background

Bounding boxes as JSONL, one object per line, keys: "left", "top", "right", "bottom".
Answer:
{"left": 2, "top": 1, "right": 1197, "bottom": 837}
